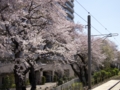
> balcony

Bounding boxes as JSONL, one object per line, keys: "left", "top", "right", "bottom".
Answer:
{"left": 65, "top": 3, "right": 74, "bottom": 13}
{"left": 66, "top": 0, "right": 74, "bottom": 7}
{"left": 65, "top": 10, "right": 74, "bottom": 20}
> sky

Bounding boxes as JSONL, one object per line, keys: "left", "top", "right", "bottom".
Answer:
{"left": 74, "top": 0, "right": 120, "bottom": 50}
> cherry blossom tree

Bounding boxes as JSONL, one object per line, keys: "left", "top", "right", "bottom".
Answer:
{"left": 101, "top": 39, "right": 118, "bottom": 69}
{"left": 1, "top": 0, "right": 118, "bottom": 89}
{"left": 67, "top": 31, "right": 118, "bottom": 86}
{"left": 66, "top": 30, "right": 108, "bottom": 86}
{"left": 0, "top": 0, "right": 75, "bottom": 90}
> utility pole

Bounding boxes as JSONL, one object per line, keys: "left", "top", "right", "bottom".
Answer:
{"left": 88, "top": 15, "right": 91, "bottom": 89}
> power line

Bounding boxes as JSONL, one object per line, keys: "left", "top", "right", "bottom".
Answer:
{"left": 75, "top": 0, "right": 89, "bottom": 14}
{"left": 90, "top": 15, "right": 111, "bottom": 33}
{"left": 53, "top": 1, "right": 103, "bottom": 35}
{"left": 74, "top": 11, "right": 102, "bottom": 34}
{"left": 91, "top": 25, "right": 102, "bottom": 34}
{"left": 55, "top": 0, "right": 120, "bottom": 48}
{"left": 53, "top": 4, "right": 102, "bottom": 35}
{"left": 75, "top": 0, "right": 111, "bottom": 33}
{"left": 75, "top": 0, "right": 103, "bottom": 34}
{"left": 113, "top": 37, "right": 120, "bottom": 46}
{"left": 75, "top": 0, "right": 120, "bottom": 47}
{"left": 74, "top": 11, "right": 87, "bottom": 23}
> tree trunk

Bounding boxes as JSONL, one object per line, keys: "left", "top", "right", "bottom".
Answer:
{"left": 29, "top": 66, "right": 36, "bottom": 90}
{"left": 78, "top": 54, "right": 88, "bottom": 86}
{"left": 3, "top": 14, "right": 27, "bottom": 90}
{"left": 14, "top": 62, "right": 28, "bottom": 90}
{"left": 70, "top": 54, "right": 88, "bottom": 86}
{"left": 70, "top": 64, "right": 87, "bottom": 86}
{"left": 28, "top": 60, "right": 36, "bottom": 90}
{"left": 83, "top": 65, "right": 88, "bottom": 86}
{"left": 12, "top": 38, "right": 27, "bottom": 90}
{"left": 14, "top": 65, "right": 26, "bottom": 90}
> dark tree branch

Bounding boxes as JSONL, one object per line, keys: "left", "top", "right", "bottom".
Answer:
{"left": 70, "top": 63, "right": 80, "bottom": 77}
{"left": 28, "top": 0, "right": 34, "bottom": 13}
{"left": 0, "top": 4, "right": 9, "bottom": 13}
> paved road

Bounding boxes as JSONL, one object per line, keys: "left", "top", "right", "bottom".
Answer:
{"left": 92, "top": 80, "right": 120, "bottom": 90}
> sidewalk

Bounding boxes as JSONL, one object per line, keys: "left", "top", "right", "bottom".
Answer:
{"left": 92, "top": 80, "right": 120, "bottom": 90}
{"left": 26, "top": 83, "right": 57, "bottom": 90}
{"left": 110, "top": 80, "right": 120, "bottom": 90}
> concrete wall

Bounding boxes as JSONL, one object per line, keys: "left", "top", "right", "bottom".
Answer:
{"left": 37, "top": 64, "right": 75, "bottom": 79}
{"left": 0, "top": 64, "right": 75, "bottom": 86}
{"left": 63, "top": 64, "right": 74, "bottom": 77}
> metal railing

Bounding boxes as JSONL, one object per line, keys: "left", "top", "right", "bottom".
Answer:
{"left": 52, "top": 78, "right": 83, "bottom": 90}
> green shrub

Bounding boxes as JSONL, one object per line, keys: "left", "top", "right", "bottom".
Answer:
{"left": 63, "top": 76, "right": 68, "bottom": 82}
{"left": 100, "top": 70, "right": 106, "bottom": 81}
{"left": 93, "top": 73, "right": 97, "bottom": 84}
{"left": 72, "top": 82, "right": 83, "bottom": 90}
{"left": 11, "top": 84, "right": 16, "bottom": 88}
{"left": 26, "top": 79, "right": 30, "bottom": 85}
{"left": 112, "top": 70, "right": 116, "bottom": 76}
{"left": 114, "top": 68, "right": 119, "bottom": 75}
{"left": 96, "top": 71, "right": 101, "bottom": 82}
{"left": 42, "top": 76, "right": 46, "bottom": 85}
{"left": 92, "top": 68, "right": 119, "bottom": 86}
{"left": 58, "top": 78, "right": 63, "bottom": 85}
{"left": 53, "top": 75, "right": 57, "bottom": 82}
{"left": 107, "top": 72, "right": 111, "bottom": 78}
{"left": 93, "top": 71, "right": 102, "bottom": 83}
{"left": 105, "top": 72, "right": 109, "bottom": 79}
{"left": 69, "top": 76, "right": 75, "bottom": 80}
{"left": 2, "top": 75, "right": 11, "bottom": 89}
{"left": 91, "top": 78, "right": 94, "bottom": 85}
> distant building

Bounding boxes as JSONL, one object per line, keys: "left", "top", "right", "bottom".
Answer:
{"left": 64, "top": 0, "right": 74, "bottom": 21}
{"left": 0, "top": 63, "right": 75, "bottom": 86}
